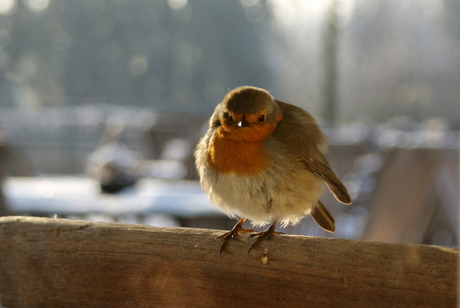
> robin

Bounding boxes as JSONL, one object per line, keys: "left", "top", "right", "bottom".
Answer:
{"left": 195, "top": 86, "right": 351, "bottom": 254}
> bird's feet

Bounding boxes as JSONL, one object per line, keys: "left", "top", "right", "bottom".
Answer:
{"left": 247, "top": 220, "right": 283, "bottom": 254}
{"left": 215, "top": 217, "right": 255, "bottom": 255}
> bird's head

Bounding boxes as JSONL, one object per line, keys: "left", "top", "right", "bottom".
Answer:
{"left": 212, "top": 86, "right": 283, "bottom": 142}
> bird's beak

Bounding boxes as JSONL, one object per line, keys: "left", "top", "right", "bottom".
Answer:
{"left": 237, "top": 118, "right": 249, "bottom": 127}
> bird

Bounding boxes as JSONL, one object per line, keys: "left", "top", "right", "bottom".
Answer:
{"left": 195, "top": 86, "right": 351, "bottom": 254}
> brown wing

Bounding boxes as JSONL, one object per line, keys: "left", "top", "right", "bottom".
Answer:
{"left": 302, "top": 156, "right": 352, "bottom": 205}
{"left": 311, "top": 200, "right": 336, "bottom": 232}
{"left": 274, "top": 100, "right": 352, "bottom": 205}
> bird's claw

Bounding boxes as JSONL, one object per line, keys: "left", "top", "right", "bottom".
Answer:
{"left": 216, "top": 218, "right": 255, "bottom": 255}
{"left": 247, "top": 220, "right": 283, "bottom": 254}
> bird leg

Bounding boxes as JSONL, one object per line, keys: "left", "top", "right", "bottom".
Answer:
{"left": 215, "top": 217, "right": 255, "bottom": 255}
{"left": 247, "top": 219, "right": 283, "bottom": 254}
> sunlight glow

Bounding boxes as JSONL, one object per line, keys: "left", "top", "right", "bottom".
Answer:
{"left": 27, "top": 0, "right": 49, "bottom": 12}
{"left": 269, "top": 0, "right": 355, "bottom": 26}
{"left": 0, "top": 0, "right": 16, "bottom": 15}
{"left": 167, "top": 0, "right": 188, "bottom": 10}
{"left": 269, "top": 0, "right": 329, "bottom": 25}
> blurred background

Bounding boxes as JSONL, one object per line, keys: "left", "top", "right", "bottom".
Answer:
{"left": 0, "top": 0, "right": 458, "bottom": 247}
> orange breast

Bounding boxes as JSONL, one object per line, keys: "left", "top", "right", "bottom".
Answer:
{"left": 206, "top": 130, "right": 272, "bottom": 176}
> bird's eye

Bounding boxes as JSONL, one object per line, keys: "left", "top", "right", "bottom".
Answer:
{"left": 228, "top": 114, "right": 234, "bottom": 122}
{"left": 258, "top": 114, "right": 266, "bottom": 123}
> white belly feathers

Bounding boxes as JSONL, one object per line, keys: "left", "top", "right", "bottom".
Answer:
{"left": 199, "top": 147, "right": 325, "bottom": 227}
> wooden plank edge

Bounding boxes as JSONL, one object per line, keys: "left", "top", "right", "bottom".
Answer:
{"left": 0, "top": 216, "right": 458, "bottom": 308}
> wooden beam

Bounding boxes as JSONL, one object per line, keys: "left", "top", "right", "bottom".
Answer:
{"left": 0, "top": 140, "right": 11, "bottom": 216}
{"left": 0, "top": 216, "right": 457, "bottom": 307}
{"left": 362, "top": 148, "right": 437, "bottom": 243}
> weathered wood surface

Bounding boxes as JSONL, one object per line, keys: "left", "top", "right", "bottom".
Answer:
{"left": 0, "top": 216, "right": 457, "bottom": 308}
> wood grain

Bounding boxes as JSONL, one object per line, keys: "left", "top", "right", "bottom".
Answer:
{"left": 0, "top": 216, "right": 457, "bottom": 307}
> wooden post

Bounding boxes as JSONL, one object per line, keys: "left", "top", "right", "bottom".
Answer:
{"left": 362, "top": 148, "right": 459, "bottom": 244}
{"left": 0, "top": 137, "right": 11, "bottom": 216}
{"left": 0, "top": 216, "right": 457, "bottom": 307}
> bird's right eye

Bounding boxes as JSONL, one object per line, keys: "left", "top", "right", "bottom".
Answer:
{"left": 227, "top": 114, "right": 234, "bottom": 122}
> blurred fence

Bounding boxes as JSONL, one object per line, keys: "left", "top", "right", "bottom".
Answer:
{"left": 0, "top": 105, "right": 205, "bottom": 176}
